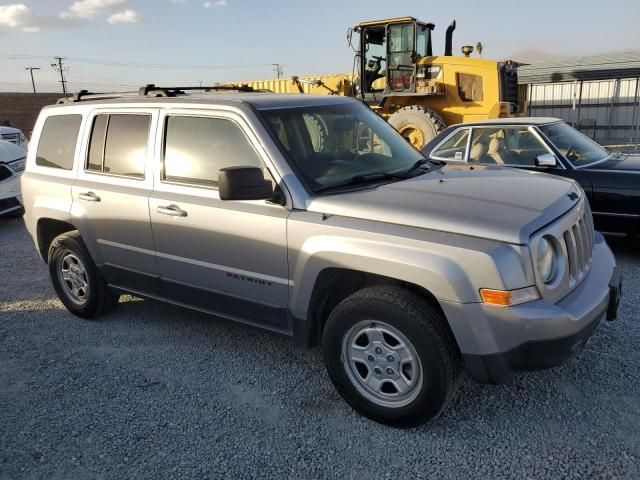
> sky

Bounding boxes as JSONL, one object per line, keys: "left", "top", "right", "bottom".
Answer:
{"left": 1, "top": 0, "right": 639, "bottom": 93}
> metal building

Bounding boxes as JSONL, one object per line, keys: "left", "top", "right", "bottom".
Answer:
{"left": 519, "top": 51, "right": 640, "bottom": 150}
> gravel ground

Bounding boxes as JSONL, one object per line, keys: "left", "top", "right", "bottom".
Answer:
{"left": 1, "top": 217, "right": 639, "bottom": 480}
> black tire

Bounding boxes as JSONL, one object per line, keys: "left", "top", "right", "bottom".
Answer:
{"left": 388, "top": 105, "right": 446, "bottom": 149}
{"left": 322, "top": 285, "right": 461, "bottom": 427}
{"left": 48, "top": 231, "right": 119, "bottom": 319}
{"left": 303, "top": 114, "right": 328, "bottom": 152}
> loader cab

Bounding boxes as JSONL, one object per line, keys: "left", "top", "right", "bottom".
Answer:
{"left": 355, "top": 17, "right": 435, "bottom": 101}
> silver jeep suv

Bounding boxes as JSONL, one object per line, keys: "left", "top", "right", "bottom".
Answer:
{"left": 22, "top": 87, "right": 621, "bottom": 427}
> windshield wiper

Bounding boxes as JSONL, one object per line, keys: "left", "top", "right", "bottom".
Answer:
{"left": 399, "top": 158, "right": 440, "bottom": 176}
{"left": 314, "top": 171, "right": 407, "bottom": 194}
{"left": 610, "top": 149, "right": 628, "bottom": 159}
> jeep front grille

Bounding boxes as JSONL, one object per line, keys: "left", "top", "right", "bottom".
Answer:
{"left": 563, "top": 202, "right": 594, "bottom": 287}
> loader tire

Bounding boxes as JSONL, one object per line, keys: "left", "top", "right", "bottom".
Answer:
{"left": 388, "top": 106, "right": 446, "bottom": 150}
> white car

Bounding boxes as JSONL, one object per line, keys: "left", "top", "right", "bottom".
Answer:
{"left": 0, "top": 140, "right": 26, "bottom": 216}
{"left": 0, "top": 124, "right": 29, "bottom": 151}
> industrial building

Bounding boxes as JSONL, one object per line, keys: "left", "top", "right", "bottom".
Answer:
{"left": 519, "top": 51, "right": 640, "bottom": 150}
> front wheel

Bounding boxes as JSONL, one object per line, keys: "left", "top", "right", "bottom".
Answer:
{"left": 322, "top": 286, "right": 461, "bottom": 427}
{"left": 388, "top": 106, "right": 446, "bottom": 150}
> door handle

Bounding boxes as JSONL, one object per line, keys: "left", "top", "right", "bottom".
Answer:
{"left": 157, "top": 204, "right": 188, "bottom": 217}
{"left": 78, "top": 191, "right": 100, "bottom": 202}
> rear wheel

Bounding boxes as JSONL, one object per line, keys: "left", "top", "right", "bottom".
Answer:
{"left": 322, "top": 286, "right": 461, "bottom": 427}
{"left": 48, "top": 231, "right": 119, "bottom": 319}
{"left": 388, "top": 106, "right": 446, "bottom": 150}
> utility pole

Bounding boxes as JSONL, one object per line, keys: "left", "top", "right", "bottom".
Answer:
{"left": 25, "top": 67, "right": 41, "bottom": 93}
{"left": 272, "top": 63, "right": 283, "bottom": 80}
{"left": 51, "top": 57, "right": 68, "bottom": 95}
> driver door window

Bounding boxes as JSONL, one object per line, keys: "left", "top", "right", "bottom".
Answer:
{"left": 388, "top": 23, "right": 415, "bottom": 92}
{"left": 363, "top": 27, "right": 387, "bottom": 93}
{"left": 431, "top": 129, "right": 469, "bottom": 161}
{"left": 163, "top": 116, "right": 265, "bottom": 187}
{"left": 468, "top": 126, "right": 550, "bottom": 166}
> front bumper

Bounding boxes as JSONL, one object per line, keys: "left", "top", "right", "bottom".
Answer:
{"left": 0, "top": 172, "right": 23, "bottom": 216}
{"left": 441, "top": 232, "right": 620, "bottom": 384}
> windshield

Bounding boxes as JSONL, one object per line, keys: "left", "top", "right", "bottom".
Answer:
{"left": 538, "top": 121, "right": 610, "bottom": 167}
{"left": 260, "top": 102, "right": 426, "bottom": 193}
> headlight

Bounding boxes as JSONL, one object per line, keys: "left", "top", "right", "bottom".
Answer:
{"left": 537, "top": 236, "right": 556, "bottom": 284}
{"left": 8, "top": 157, "right": 26, "bottom": 172}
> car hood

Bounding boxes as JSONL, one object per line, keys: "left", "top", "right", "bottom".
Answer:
{"left": 0, "top": 140, "right": 26, "bottom": 163}
{"left": 0, "top": 126, "right": 21, "bottom": 134}
{"left": 607, "top": 154, "right": 640, "bottom": 171}
{"left": 307, "top": 164, "right": 581, "bottom": 244}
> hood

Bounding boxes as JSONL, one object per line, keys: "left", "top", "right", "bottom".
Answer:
{"left": 608, "top": 154, "right": 640, "bottom": 172}
{"left": 0, "top": 140, "right": 26, "bottom": 163}
{"left": 0, "top": 126, "right": 21, "bottom": 135}
{"left": 307, "top": 164, "right": 581, "bottom": 244}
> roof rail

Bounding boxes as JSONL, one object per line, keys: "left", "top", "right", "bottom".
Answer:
{"left": 58, "top": 83, "right": 268, "bottom": 104}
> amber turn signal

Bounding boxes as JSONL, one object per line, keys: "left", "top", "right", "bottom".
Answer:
{"left": 480, "top": 286, "right": 540, "bottom": 307}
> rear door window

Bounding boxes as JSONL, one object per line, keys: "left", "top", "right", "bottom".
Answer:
{"left": 86, "top": 114, "right": 150, "bottom": 178}
{"left": 35, "top": 115, "right": 82, "bottom": 170}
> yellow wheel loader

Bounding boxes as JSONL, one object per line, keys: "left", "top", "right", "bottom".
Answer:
{"left": 234, "top": 17, "right": 521, "bottom": 149}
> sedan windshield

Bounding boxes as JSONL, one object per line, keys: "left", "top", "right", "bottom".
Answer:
{"left": 539, "top": 121, "right": 610, "bottom": 167}
{"left": 259, "top": 102, "right": 428, "bottom": 193}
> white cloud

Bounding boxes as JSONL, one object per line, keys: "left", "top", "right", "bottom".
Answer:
{"left": 60, "top": 0, "right": 127, "bottom": 19}
{"left": 203, "top": 0, "right": 226, "bottom": 7}
{"left": 107, "top": 9, "right": 141, "bottom": 23}
{"left": 0, "top": 0, "right": 141, "bottom": 32}
{"left": 0, "top": 4, "right": 39, "bottom": 32}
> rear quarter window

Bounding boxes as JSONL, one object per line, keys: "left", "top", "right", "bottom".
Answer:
{"left": 35, "top": 115, "right": 82, "bottom": 170}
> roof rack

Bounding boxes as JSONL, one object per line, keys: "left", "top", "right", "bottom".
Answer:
{"left": 57, "top": 83, "right": 268, "bottom": 104}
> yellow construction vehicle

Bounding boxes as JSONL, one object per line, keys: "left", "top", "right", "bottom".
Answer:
{"left": 234, "top": 17, "right": 520, "bottom": 149}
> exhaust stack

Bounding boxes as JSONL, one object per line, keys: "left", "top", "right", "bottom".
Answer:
{"left": 444, "top": 20, "right": 456, "bottom": 56}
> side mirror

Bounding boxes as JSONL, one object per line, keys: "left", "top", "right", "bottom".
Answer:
{"left": 218, "top": 166, "right": 274, "bottom": 201}
{"left": 535, "top": 153, "right": 558, "bottom": 168}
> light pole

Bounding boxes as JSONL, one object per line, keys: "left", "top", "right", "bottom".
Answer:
{"left": 25, "top": 67, "right": 41, "bottom": 93}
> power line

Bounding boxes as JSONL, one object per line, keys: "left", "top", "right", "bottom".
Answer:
{"left": 0, "top": 54, "right": 278, "bottom": 71}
